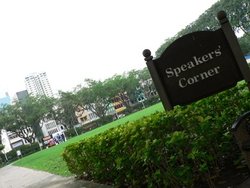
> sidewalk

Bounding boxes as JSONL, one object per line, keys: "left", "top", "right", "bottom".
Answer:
{"left": 0, "top": 165, "right": 112, "bottom": 188}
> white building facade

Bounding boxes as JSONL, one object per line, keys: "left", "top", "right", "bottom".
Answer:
{"left": 75, "top": 106, "right": 99, "bottom": 125}
{"left": 75, "top": 104, "right": 117, "bottom": 125}
{"left": 0, "top": 129, "right": 29, "bottom": 153}
{"left": 25, "top": 72, "right": 53, "bottom": 97}
{"left": 40, "top": 119, "right": 65, "bottom": 137}
{"left": 0, "top": 120, "right": 65, "bottom": 153}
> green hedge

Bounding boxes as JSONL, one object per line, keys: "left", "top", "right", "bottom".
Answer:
{"left": 65, "top": 122, "right": 100, "bottom": 139}
{"left": 63, "top": 82, "right": 250, "bottom": 187}
{"left": 0, "top": 142, "right": 40, "bottom": 164}
{"left": 65, "top": 116, "right": 115, "bottom": 139}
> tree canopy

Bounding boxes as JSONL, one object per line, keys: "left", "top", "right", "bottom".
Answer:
{"left": 155, "top": 0, "right": 250, "bottom": 57}
{"left": 56, "top": 91, "right": 79, "bottom": 128}
{"left": 76, "top": 79, "right": 114, "bottom": 119}
{"left": 0, "top": 96, "right": 55, "bottom": 143}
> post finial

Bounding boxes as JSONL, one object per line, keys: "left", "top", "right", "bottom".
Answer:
{"left": 217, "top": 11, "right": 228, "bottom": 25}
{"left": 143, "top": 49, "right": 153, "bottom": 62}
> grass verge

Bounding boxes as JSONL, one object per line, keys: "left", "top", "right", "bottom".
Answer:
{"left": 14, "top": 103, "right": 164, "bottom": 176}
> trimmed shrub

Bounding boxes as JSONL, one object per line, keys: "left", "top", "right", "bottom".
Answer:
{"left": 64, "top": 128, "right": 78, "bottom": 138}
{"left": 65, "top": 117, "right": 116, "bottom": 139}
{"left": 144, "top": 95, "right": 160, "bottom": 107}
{"left": 63, "top": 82, "right": 250, "bottom": 187}
{"left": 95, "top": 115, "right": 114, "bottom": 125}
{"left": 18, "top": 142, "right": 40, "bottom": 156}
{"left": 65, "top": 122, "right": 100, "bottom": 139}
{"left": 0, "top": 142, "right": 40, "bottom": 164}
{"left": 0, "top": 144, "right": 4, "bottom": 151}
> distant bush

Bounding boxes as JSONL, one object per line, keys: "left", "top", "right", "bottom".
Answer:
{"left": 19, "top": 142, "right": 40, "bottom": 156}
{"left": 63, "top": 82, "right": 250, "bottom": 187}
{"left": 64, "top": 128, "right": 78, "bottom": 138}
{"left": 0, "top": 144, "right": 4, "bottom": 151}
{"left": 0, "top": 142, "right": 40, "bottom": 164}
{"left": 65, "top": 116, "right": 115, "bottom": 139}
{"left": 95, "top": 115, "right": 113, "bottom": 125}
{"left": 144, "top": 95, "right": 160, "bottom": 107}
{"left": 0, "top": 157, "right": 3, "bottom": 166}
{"left": 65, "top": 122, "right": 100, "bottom": 139}
{"left": 128, "top": 96, "right": 160, "bottom": 113}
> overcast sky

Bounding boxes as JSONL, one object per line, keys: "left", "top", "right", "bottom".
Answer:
{"left": 0, "top": 0, "right": 218, "bottom": 98}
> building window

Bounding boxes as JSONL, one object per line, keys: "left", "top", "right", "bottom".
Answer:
{"left": 8, "top": 133, "right": 18, "bottom": 140}
{"left": 11, "top": 140, "right": 24, "bottom": 149}
{"left": 45, "top": 121, "right": 57, "bottom": 129}
{"left": 48, "top": 129, "right": 58, "bottom": 135}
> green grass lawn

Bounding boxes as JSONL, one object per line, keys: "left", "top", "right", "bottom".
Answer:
{"left": 14, "top": 103, "right": 164, "bottom": 176}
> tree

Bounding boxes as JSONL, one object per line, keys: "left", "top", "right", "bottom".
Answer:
{"left": 155, "top": 37, "right": 177, "bottom": 58}
{"left": 0, "top": 144, "right": 4, "bottom": 151}
{"left": 239, "top": 34, "right": 250, "bottom": 55}
{"left": 155, "top": 0, "right": 250, "bottom": 57}
{"left": 222, "top": 0, "right": 250, "bottom": 35}
{"left": 105, "top": 70, "right": 140, "bottom": 108}
{"left": 55, "top": 91, "right": 79, "bottom": 128}
{"left": 0, "top": 104, "right": 36, "bottom": 143}
{"left": 137, "top": 67, "right": 157, "bottom": 99}
{"left": 0, "top": 96, "right": 56, "bottom": 143}
{"left": 77, "top": 79, "right": 114, "bottom": 120}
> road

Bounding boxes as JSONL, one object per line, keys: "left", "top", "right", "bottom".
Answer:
{"left": 0, "top": 165, "right": 112, "bottom": 188}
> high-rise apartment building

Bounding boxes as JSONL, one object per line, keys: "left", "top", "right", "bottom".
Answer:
{"left": 25, "top": 72, "right": 53, "bottom": 97}
{"left": 16, "top": 90, "right": 29, "bottom": 102}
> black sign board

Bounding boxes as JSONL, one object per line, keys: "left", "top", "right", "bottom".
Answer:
{"left": 143, "top": 11, "right": 250, "bottom": 110}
